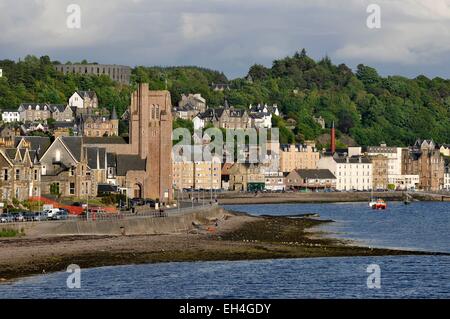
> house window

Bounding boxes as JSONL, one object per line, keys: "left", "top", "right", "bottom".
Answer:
{"left": 34, "top": 169, "right": 38, "bottom": 180}
{"left": 15, "top": 169, "right": 20, "bottom": 180}
{"left": 3, "top": 169, "right": 8, "bottom": 181}
{"left": 70, "top": 183, "right": 75, "bottom": 195}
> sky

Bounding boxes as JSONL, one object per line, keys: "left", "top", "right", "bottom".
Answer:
{"left": 1, "top": 0, "right": 450, "bottom": 79}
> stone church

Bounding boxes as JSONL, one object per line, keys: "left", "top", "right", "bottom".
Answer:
{"left": 84, "top": 83, "right": 173, "bottom": 202}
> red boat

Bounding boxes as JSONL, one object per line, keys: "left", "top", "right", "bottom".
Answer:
{"left": 369, "top": 198, "right": 387, "bottom": 210}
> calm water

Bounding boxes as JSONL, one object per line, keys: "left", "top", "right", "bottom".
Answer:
{"left": 225, "top": 201, "right": 450, "bottom": 253}
{"left": 1, "top": 202, "right": 449, "bottom": 299}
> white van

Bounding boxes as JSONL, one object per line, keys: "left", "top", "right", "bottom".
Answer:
{"left": 44, "top": 208, "right": 61, "bottom": 220}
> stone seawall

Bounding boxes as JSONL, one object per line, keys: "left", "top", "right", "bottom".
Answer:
{"left": 1, "top": 206, "right": 226, "bottom": 237}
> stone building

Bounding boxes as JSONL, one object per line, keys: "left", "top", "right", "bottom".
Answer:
{"left": 39, "top": 136, "right": 92, "bottom": 198}
{"left": 80, "top": 107, "right": 119, "bottom": 137}
{"left": 172, "top": 146, "right": 221, "bottom": 190}
{"left": 54, "top": 64, "right": 131, "bottom": 85}
{"left": 173, "top": 94, "right": 207, "bottom": 120}
{"left": 402, "top": 140, "right": 445, "bottom": 191}
{"left": 193, "top": 101, "right": 250, "bottom": 130}
{"left": 227, "top": 163, "right": 265, "bottom": 191}
{"left": 49, "top": 104, "right": 74, "bottom": 122}
{"left": 0, "top": 139, "right": 42, "bottom": 202}
{"left": 18, "top": 103, "right": 52, "bottom": 122}
{"left": 285, "top": 169, "right": 336, "bottom": 191}
{"left": 279, "top": 143, "right": 320, "bottom": 173}
{"left": 83, "top": 84, "right": 174, "bottom": 202}
{"left": 369, "top": 154, "right": 389, "bottom": 190}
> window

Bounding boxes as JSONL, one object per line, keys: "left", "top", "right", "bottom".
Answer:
{"left": 15, "top": 169, "right": 20, "bottom": 180}
{"left": 70, "top": 183, "right": 75, "bottom": 195}
{"left": 34, "top": 169, "right": 38, "bottom": 180}
{"left": 3, "top": 169, "right": 8, "bottom": 181}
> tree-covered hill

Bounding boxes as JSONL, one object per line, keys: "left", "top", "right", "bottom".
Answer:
{"left": 1, "top": 51, "right": 450, "bottom": 146}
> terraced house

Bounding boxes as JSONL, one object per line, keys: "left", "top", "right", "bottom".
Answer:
{"left": 0, "top": 137, "right": 45, "bottom": 202}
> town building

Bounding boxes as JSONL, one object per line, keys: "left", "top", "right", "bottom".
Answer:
{"left": 83, "top": 83, "right": 174, "bottom": 202}
{"left": 264, "top": 171, "right": 286, "bottom": 191}
{"left": 172, "top": 146, "right": 221, "bottom": 190}
{"left": 193, "top": 101, "right": 250, "bottom": 130}
{"left": 279, "top": 143, "right": 320, "bottom": 173}
{"left": 18, "top": 103, "right": 52, "bottom": 122}
{"left": 39, "top": 136, "right": 93, "bottom": 198}
{"left": 0, "top": 138, "right": 43, "bottom": 201}
{"left": 440, "top": 144, "right": 450, "bottom": 157}
{"left": 443, "top": 160, "right": 450, "bottom": 191}
{"left": 69, "top": 91, "right": 99, "bottom": 109}
{"left": 80, "top": 107, "right": 119, "bottom": 137}
{"left": 173, "top": 94, "right": 207, "bottom": 120}
{"left": 285, "top": 169, "right": 336, "bottom": 191}
{"left": 367, "top": 144, "right": 406, "bottom": 188}
{"left": 54, "top": 64, "right": 131, "bottom": 85}
{"left": 369, "top": 154, "right": 389, "bottom": 190}
{"left": 49, "top": 104, "right": 74, "bottom": 122}
{"left": 211, "top": 83, "right": 231, "bottom": 91}
{"left": 248, "top": 103, "right": 280, "bottom": 129}
{"left": 402, "top": 140, "right": 445, "bottom": 191}
{"left": 1, "top": 110, "right": 20, "bottom": 123}
{"left": 227, "top": 163, "right": 265, "bottom": 191}
{"left": 318, "top": 154, "right": 373, "bottom": 191}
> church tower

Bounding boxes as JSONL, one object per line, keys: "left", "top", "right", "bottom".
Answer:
{"left": 129, "top": 83, "right": 173, "bottom": 202}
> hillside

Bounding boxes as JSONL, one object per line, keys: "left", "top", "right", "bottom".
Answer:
{"left": 1, "top": 51, "right": 450, "bottom": 146}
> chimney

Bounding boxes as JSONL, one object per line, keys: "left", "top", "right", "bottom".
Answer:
{"left": 330, "top": 121, "right": 336, "bottom": 154}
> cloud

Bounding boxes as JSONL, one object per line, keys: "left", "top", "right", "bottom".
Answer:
{"left": 1, "top": 0, "right": 450, "bottom": 78}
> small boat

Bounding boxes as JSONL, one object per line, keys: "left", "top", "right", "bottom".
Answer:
{"left": 369, "top": 198, "right": 387, "bottom": 210}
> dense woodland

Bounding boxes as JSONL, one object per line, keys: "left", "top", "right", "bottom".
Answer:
{"left": 1, "top": 50, "right": 450, "bottom": 147}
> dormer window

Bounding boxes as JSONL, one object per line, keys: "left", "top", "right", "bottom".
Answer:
{"left": 36, "top": 105, "right": 40, "bottom": 110}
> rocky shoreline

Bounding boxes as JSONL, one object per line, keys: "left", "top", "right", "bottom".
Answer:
{"left": 0, "top": 211, "right": 444, "bottom": 282}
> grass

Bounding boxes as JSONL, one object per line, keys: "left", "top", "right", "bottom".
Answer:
{"left": 0, "top": 228, "right": 24, "bottom": 238}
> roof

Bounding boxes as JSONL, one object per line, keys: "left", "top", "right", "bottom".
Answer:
{"left": 83, "top": 136, "right": 127, "bottom": 144}
{"left": 334, "top": 156, "right": 372, "bottom": 164}
{"left": 53, "top": 121, "right": 76, "bottom": 129}
{"left": 107, "top": 153, "right": 116, "bottom": 167}
{"left": 111, "top": 106, "right": 118, "bottom": 120}
{"left": 77, "top": 91, "right": 97, "bottom": 99}
{"left": 19, "top": 103, "right": 50, "bottom": 111}
{"left": 294, "top": 169, "right": 336, "bottom": 179}
{"left": 85, "top": 147, "right": 106, "bottom": 169}
{"left": 97, "top": 184, "right": 119, "bottom": 193}
{"left": 61, "top": 136, "right": 82, "bottom": 161}
{"left": 116, "top": 155, "right": 146, "bottom": 176}
{"left": 14, "top": 136, "right": 51, "bottom": 155}
{"left": 48, "top": 104, "right": 68, "bottom": 113}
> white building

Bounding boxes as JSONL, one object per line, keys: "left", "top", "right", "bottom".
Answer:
{"left": 68, "top": 91, "right": 98, "bottom": 109}
{"left": 1, "top": 110, "right": 20, "bottom": 123}
{"left": 0, "top": 68, "right": 3, "bottom": 77}
{"left": 192, "top": 115, "right": 205, "bottom": 130}
{"left": 318, "top": 155, "right": 373, "bottom": 191}
{"left": 443, "top": 164, "right": 450, "bottom": 191}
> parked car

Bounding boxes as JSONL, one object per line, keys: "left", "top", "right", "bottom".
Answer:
{"left": 13, "top": 213, "right": 25, "bottom": 222}
{"left": 45, "top": 208, "right": 61, "bottom": 220}
{"left": 143, "top": 199, "right": 156, "bottom": 207}
{"left": 130, "top": 198, "right": 144, "bottom": 207}
{"left": 0, "top": 214, "right": 14, "bottom": 223}
{"left": 23, "top": 212, "right": 35, "bottom": 222}
{"left": 33, "top": 212, "right": 48, "bottom": 222}
{"left": 55, "top": 210, "right": 69, "bottom": 220}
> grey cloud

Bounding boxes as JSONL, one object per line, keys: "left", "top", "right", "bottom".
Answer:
{"left": 1, "top": 0, "right": 450, "bottom": 78}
